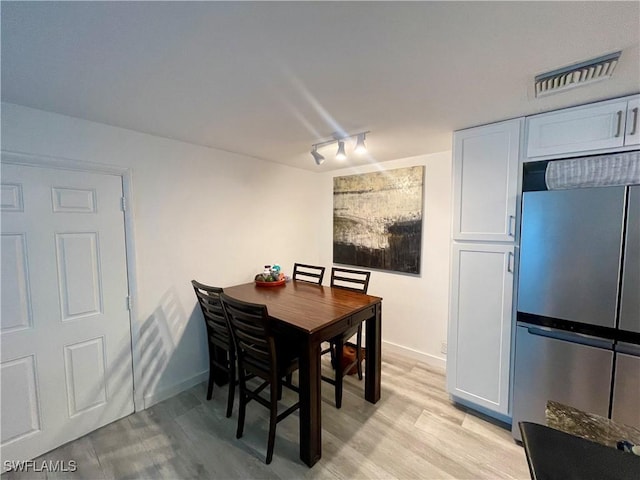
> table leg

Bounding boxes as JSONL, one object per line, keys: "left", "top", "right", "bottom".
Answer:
{"left": 365, "top": 302, "right": 382, "bottom": 403}
{"left": 298, "top": 337, "right": 322, "bottom": 467}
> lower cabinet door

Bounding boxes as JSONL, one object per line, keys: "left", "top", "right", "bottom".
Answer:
{"left": 447, "top": 242, "right": 515, "bottom": 416}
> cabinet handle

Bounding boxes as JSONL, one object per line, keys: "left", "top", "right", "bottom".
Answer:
{"left": 630, "top": 107, "right": 639, "bottom": 136}
{"left": 507, "top": 252, "right": 514, "bottom": 273}
{"left": 508, "top": 215, "right": 515, "bottom": 237}
{"left": 614, "top": 110, "right": 623, "bottom": 137}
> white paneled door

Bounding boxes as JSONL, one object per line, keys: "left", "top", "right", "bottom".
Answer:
{"left": 1, "top": 163, "right": 134, "bottom": 464}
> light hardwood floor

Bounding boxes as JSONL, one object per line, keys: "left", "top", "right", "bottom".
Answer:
{"left": 3, "top": 351, "right": 530, "bottom": 479}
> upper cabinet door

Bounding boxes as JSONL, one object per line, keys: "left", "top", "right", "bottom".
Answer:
{"left": 452, "top": 118, "right": 522, "bottom": 242}
{"left": 526, "top": 95, "right": 639, "bottom": 158}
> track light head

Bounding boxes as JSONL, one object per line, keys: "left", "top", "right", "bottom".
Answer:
{"left": 336, "top": 141, "right": 347, "bottom": 160}
{"left": 354, "top": 133, "right": 367, "bottom": 154}
{"left": 311, "top": 148, "right": 325, "bottom": 165}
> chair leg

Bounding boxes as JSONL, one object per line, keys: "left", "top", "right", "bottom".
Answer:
{"left": 236, "top": 380, "right": 246, "bottom": 439}
{"left": 266, "top": 380, "right": 278, "bottom": 464}
{"left": 334, "top": 339, "right": 344, "bottom": 409}
{"left": 356, "top": 325, "right": 363, "bottom": 381}
{"left": 226, "top": 351, "right": 235, "bottom": 418}
{"left": 206, "top": 360, "right": 215, "bottom": 401}
{"left": 329, "top": 342, "right": 336, "bottom": 369}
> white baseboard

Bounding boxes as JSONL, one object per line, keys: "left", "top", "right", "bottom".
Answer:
{"left": 141, "top": 343, "right": 446, "bottom": 409}
{"left": 383, "top": 340, "right": 446, "bottom": 371}
{"left": 143, "top": 370, "right": 208, "bottom": 409}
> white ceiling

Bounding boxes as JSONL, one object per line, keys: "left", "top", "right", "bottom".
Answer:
{"left": 2, "top": 1, "right": 639, "bottom": 172}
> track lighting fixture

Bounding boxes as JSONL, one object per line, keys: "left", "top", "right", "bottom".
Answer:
{"left": 311, "top": 147, "right": 325, "bottom": 165}
{"left": 310, "top": 130, "right": 370, "bottom": 165}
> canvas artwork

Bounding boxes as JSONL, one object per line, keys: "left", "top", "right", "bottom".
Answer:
{"left": 333, "top": 166, "right": 424, "bottom": 274}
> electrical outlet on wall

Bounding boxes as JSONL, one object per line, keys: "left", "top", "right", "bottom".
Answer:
{"left": 441, "top": 342, "right": 447, "bottom": 354}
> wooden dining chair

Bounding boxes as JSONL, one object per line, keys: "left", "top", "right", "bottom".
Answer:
{"left": 191, "top": 280, "right": 236, "bottom": 418}
{"left": 292, "top": 263, "right": 325, "bottom": 284}
{"left": 321, "top": 267, "right": 371, "bottom": 408}
{"left": 219, "top": 293, "right": 300, "bottom": 465}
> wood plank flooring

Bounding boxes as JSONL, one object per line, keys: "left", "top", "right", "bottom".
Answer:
{"left": 3, "top": 351, "right": 530, "bottom": 479}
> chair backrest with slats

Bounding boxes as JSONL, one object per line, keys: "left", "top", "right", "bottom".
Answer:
{"left": 330, "top": 267, "right": 371, "bottom": 294}
{"left": 219, "top": 293, "right": 276, "bottom": 381}
{"left": 191, "top": 280, "right": 231, "bottom": 350}
{"left": 292, "top": 263, "right": 326, "bottom": 285}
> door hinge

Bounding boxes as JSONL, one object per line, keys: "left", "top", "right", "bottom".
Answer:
{"left": 126, "top": 296, "right": 133, "bottom": 311}
{"left": 121, "top": 196, "right": 127, "bottom": 212}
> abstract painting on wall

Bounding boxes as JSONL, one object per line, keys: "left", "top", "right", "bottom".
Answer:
{"left": 333, "top": 165, "right": 424, "bottom": 274}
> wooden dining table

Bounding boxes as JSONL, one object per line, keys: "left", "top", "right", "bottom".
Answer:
{"left": 223, "top": 279, "right": 383, "bottom": 467}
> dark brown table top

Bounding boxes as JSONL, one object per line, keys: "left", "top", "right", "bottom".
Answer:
{"left": 223, "top": 280, "right": 382, "bottom": 334}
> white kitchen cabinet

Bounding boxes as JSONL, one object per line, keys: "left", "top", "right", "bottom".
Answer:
{"left": 526, "top": 94, "right": 640, "bottom": 158}
{"left": 447, "top": 243, "right": 514, "bottom": 415}
{"left": 452, "top": 119, "right": 522, "bottom": 242}
{"left": 448, "top": 118, "right": 521, "bottom": 419}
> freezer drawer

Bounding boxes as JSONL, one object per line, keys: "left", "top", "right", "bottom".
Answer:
{"left": 611, "top": 352, "right": 640, "bottom": 429}
{"left": 512, "top": 325, "right": 614, "bottom": 441}
{"left": 518, "top": 187, "right": 625, "bottom": 328}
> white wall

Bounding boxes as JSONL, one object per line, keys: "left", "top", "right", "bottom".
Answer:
{"left": 1, "top": 103, "right": 323, "bottom": 407}
{"left": 1, "top": 102, "right": 453, "bottom": 405}
{"left": 318, "top": 152, "right": 453, "bottom": 369}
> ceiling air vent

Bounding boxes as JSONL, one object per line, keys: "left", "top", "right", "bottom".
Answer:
{"left": 535, "top": 51, "right": 621, "bottom": 97}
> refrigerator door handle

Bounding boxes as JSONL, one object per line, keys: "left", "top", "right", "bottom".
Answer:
{"left": 616, "top": 342, "right": 640, "bottom": 356}
{"left": 525, "top": 324, "right": 614, "bottom": 349}
{"left": 507, "top": 251, "right": 514, "bottom": 273}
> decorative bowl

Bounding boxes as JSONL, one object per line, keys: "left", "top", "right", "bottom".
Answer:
{"left": 255, "top": 273, "right": 286, "bottom": 287}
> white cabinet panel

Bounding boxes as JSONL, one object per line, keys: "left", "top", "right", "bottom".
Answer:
{"left": 447, "top": 243, "right": 514, "bottom": 415}
{"left": 526, "top": 95, "right": 640, "bottom": 158}
{"left": 452, "top": 119, "right": 521, "bottom": 242}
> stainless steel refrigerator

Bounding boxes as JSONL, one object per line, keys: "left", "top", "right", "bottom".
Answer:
{"left": 512, "top": 184, "right": 640, "bottom": 441}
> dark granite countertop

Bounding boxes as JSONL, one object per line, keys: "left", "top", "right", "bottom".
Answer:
{"left": 546, "top": 400, "right": 640, "bottom": 450}
{"left": 520, "top": 421, "right": 640, "bottom": 480}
